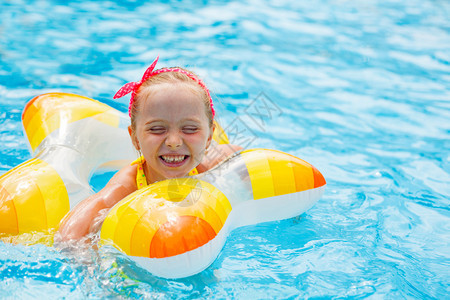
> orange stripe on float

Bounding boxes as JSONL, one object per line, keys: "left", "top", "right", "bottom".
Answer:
{"left": 181, "top": 200, "right": 224, "bottom": 234}
{"left": 149, "top": 215, "right": 216, "bottom": 258}
{"left": 312, "top": 165, "right": 326, "bottom": 188}
{"left": 130, "top": 199, "right": 224, "bottom": 257}
{"left": 0, "top": 185, "right": 19, "bottom": 235}
{"left": 129, "top": 180, "right": 230, "bottom": 258}
{"left": 27, "top": 100, "right": 90, "bottom": 151}
{"left": 22, "top": 95, "right": 41, "bottom": 127}
{"left": 129, "top": 201, "right": 173, "bottom": 257}
{"left": 291, "top": 159, "right": 314, "bottom": 192}
{"left": 28, "top": 112, "right": 61, "bottom": 151}
{"left": 23, "top": 93, "right": 69, "bottom": 133}
{"left": 24, "top": 93, "right": 118, "bottom": 151}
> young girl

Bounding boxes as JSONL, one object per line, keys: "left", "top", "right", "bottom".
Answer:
{"left": 58, "top": 57, "right": 241, "bottom": 241}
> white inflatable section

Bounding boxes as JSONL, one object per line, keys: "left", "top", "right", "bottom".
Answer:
{"left": 31, "top": 113, "right": 136, "bottom": 209}
{"left": 127, "top": 186, "right": 325, "bottom": 279}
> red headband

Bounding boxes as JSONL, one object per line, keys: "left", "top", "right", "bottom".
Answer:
{"left": 113, "top": 56, "right": 215, "bottom": 118}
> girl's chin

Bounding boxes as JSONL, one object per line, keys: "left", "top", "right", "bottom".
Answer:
{"left": 159, "top": 170, "right": 191, "bottom": 180}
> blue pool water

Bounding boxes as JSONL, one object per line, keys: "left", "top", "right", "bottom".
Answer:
{"left": 1, "top": 0, "right": 449, "bottom": 298}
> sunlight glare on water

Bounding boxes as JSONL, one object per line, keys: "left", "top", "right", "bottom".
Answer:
{"left": 0, "top": 0, "right": 449, "bottom": 298}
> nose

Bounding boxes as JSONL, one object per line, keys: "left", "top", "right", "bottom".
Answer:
{"left": 165, "top": 130, "right": 182, "bottom": 149}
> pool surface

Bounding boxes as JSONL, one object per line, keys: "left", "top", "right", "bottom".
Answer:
{"left": 1, "top": 0, "right": 449, "bottom": 298}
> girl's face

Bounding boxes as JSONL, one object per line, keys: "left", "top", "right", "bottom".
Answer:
{"left": 130, "top": 83, "right": 214, "bottom": 183}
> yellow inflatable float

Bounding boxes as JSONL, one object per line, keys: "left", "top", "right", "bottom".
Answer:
{"left": 0, "top": 93, "right": 227, "bottom": 235}
{"left": 101, "top": 148, "right": 326, "bottom": 278}
{"left": 0, "top": 93, "right": 326, "bottom": 278}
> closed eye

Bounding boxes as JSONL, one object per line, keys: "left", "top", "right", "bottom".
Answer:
{"left": 182, "top": 126, "right": 199, "bottom": 134}
{"left": 148, "top": 126, "right": 166, "bottom": 134}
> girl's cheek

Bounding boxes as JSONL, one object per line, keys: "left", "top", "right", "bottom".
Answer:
{"left": 190, "top": 135, "right": 208, "bottom": 147}
{"left": 143, "top": 135, "right": 164, "bottom": 147}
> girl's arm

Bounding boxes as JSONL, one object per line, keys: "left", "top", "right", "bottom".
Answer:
{"left": 58, "top": 164, "right": 137, "bottom": 241}
{"left": 58, "top": 144, "right": 241, "bottom": 241}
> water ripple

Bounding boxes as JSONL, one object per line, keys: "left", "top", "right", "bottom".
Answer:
{"left": 0, "top": 0, "right": 449, "bottom": 298}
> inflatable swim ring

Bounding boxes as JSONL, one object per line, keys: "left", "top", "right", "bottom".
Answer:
{"left": 100, "top": 148, "right": 326, "bottom": 278}
{"left": 0, "top": 92, "right": 326, "bottom": 279}
{"left": 0, "top": 93, "right": 228, "bottom": 235}
{"left": 0, "top": 93, "right": 133, "bottom": 234}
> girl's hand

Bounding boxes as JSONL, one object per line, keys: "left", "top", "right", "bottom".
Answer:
{"left": 57, "top": 165, "right": 137, "bottom": 241}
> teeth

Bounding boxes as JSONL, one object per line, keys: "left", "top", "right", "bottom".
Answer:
{"left": 161, "top": 155, "right": 186, "bottom": 163}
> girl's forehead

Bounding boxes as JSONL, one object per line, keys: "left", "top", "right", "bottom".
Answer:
{"left": 146, "top": 84, "right": 203, "bottom": 106}
{"left": 138, "top": 84, "right": 208, "bottom": 122}
{"left": 146, "top": 83, "right": 202, "bottom": 102}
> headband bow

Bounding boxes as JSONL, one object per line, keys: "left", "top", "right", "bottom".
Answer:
{"left": 113, "top": 56, "right": 215, "bottom": 118}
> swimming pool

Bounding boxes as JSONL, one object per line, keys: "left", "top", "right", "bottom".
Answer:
{"left": 1, "top": 0, "right": 449, "bottom": 298}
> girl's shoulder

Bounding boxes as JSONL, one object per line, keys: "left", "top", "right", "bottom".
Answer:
{"left": 106, "top": 163, "right": 139, "bottom": 192}
{"left": 98, "top": 164, "right": 139, "bottom": 208}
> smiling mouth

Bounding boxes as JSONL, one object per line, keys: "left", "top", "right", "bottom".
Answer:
{"left": 159, "top": 155, "right": 189, "bottom": 167}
